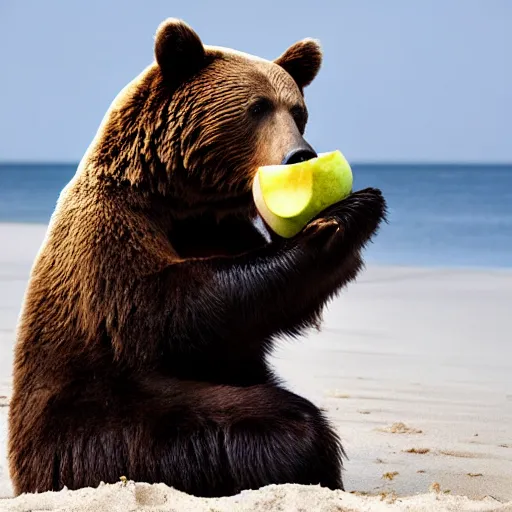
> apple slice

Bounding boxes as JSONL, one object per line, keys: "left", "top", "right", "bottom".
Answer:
{"left": 252, "top": 150, "right": 353, "bottom": 238}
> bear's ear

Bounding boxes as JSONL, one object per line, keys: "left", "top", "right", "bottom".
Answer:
{"left": 274, "top": 38, "right": 322, "bottom": 90}
{"left": 154, "top": 18, "right": 206, "bottom": 87}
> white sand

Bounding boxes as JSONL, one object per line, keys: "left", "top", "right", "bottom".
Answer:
{"left": 0, "top": 222, "right": 511, "bottom": 511}
{"left": 1, "top": 481, "right": 510, "bottom": 512}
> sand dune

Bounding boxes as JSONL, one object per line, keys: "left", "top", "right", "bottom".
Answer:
{"left": 1, "top": 480, "right": 511, "bottom": 512}
{"left": 0, "top": 223, "right": 511, "bottom": 510}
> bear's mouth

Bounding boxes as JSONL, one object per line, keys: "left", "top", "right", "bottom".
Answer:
{"left": 251, "top": 211, "right": 274, "bottom": 243}
{"left": 251, "top": 187, "right": 387, "bottom": 248}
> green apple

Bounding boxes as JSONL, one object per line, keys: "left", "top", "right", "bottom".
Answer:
{"left": 252, "top": 150, "right": 353, "bottom": 238}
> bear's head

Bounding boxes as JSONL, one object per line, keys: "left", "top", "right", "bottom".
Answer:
{"left": 90, "top": 18, "right": 323, "bottom": 218}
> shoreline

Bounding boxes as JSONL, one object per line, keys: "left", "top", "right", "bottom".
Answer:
{"left": 0, "top": 222, "right": 511, "bottom": 509}
{"left": 0, "top": 221, "right": 510, "bottom": 273}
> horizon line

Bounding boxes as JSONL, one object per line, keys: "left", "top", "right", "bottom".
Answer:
{"left": 1, "top": 160, "right": 512, "bottom": 167}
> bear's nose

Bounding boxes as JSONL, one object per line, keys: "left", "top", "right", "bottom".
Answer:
{"left": 281, "top": 146, "right": 318, "bottom": 166}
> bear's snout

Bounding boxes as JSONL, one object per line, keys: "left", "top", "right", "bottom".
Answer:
{"left": 281, "top": 145, "right": 317, "bottom": 166}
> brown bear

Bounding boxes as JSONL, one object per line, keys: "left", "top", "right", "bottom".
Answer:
{"left": 8, "top": 18, "right": 386, "bottom": 498}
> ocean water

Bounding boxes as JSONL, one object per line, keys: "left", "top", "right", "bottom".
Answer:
{"left": 0, "top": 163, "right": 511, "bottom": 269}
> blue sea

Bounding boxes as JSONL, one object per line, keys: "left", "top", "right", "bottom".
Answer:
{"left": 0, "top": 163, "right": 511, "bottom": 269}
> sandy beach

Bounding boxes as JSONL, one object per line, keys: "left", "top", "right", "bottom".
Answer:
{"left": 0, "top": 222, "right": 511, "bottom": 511}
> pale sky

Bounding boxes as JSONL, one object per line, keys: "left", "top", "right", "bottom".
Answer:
{"left": 0, "top": 0, "right": 510, "bottom": 163}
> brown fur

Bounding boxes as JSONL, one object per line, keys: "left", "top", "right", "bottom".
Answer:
{"left": 8, "top": 18, "right": 386, "bottom": 497}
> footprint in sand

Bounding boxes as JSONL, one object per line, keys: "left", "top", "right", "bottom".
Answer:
{"left": 404, "top": 447, "right": 430, "bottom": 454}
{"left": 377, "top": 422, "right": 423, "bottom": 434}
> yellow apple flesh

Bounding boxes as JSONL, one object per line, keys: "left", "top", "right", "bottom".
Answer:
{"left": 252, "top": 150, "right": 353, "bottom": 238}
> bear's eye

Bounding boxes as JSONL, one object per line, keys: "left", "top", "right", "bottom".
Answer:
{"left": 291, "top": 105, "right": 308, "bottom": 132}
{"left": 249, "top": 98, "right": 273, "bottom": 118}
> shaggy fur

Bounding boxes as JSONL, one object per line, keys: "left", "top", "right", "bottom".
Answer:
{"left": 8, "top": 18, "right": 386, "bottom": 497}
